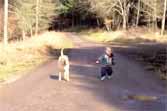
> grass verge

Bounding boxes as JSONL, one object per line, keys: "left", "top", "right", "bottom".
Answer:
{"left": 82, "top": 29, "right": 167, "bottom": 44}
{"left": 0, "top": 31, "right": 73, "bottom": 82}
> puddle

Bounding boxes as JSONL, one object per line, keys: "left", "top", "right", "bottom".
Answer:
{"left": 123, "top": 94, "right": 158, "bottom": 102}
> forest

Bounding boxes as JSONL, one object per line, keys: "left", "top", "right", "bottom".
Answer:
{"left": 1, "top": 0, "right": 167, "bottom": 43}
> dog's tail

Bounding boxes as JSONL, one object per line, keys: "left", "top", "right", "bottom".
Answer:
{"left": 61, "top": 48, "right": 64, "bottom": 56}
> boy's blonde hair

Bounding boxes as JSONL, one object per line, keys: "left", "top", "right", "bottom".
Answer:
{"left": 106, "top": 47, "right": 112, "bottom": 52}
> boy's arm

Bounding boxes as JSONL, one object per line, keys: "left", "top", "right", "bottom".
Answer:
{"left": 96, "top": 60, "right": 100, "bottom": 64}
{"left": 112, "top": 54, "right": 115, "bottom": 65}
{"left": 96, "top": 55, "right": 104, "bottom": 64}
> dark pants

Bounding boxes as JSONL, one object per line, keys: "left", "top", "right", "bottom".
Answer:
{"left": 101, "top": 66, "right": 113, "bottom": 77}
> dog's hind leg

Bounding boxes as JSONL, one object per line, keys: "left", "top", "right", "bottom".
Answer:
{"left": 59, "top": 72, "right": 62, "bottom": 81}
{"left": 65, "top": 70, "right": 69, "bottom": 81}
{"left": 66, "top": 73, "right": 69, "bottom": 81}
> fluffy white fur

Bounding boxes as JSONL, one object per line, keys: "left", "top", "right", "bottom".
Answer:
{"left": 57, "top": 49, "right": 70, "bottom": 81}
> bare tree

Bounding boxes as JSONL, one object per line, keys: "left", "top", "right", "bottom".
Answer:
{"left": 118, "top": 0, "right": 126, "bottom": 29}
{"left": 89, "top": 0, "right": 117, "bottom": 30}
{"left": 161, "top": 0, "right": 167, "bottom": 35}
{"left": 140, "top": 0, "right": 163, "bottom": 31}
{"left": 35, "top": 0, "right": 39, "bottom": 36}
{"left": 153, "top": 0, "right": 157, "bottom": 30}
{"left": 3, "top": 0, "right": 8, "bottom": 45}
{"left": 136, "top": 0, "right": 141, "bottom": 27}
{"left": 117, "top": 0, "right": 131, "bottom": 29}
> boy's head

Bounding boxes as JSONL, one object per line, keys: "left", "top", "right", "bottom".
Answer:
{"left": 105, "top": 47, "right": 112, "bottom": 56}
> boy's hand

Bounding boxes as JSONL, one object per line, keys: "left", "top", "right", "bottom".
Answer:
{"left": 96, "top": 61, "right": 100, "bottom": 64}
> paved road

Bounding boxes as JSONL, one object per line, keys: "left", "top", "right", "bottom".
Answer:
{"left": 0, "top": 33, "right": 166, "bottom": 111}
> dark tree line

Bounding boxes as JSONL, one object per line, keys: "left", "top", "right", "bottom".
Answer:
{"left": 51, "top": 0, "right": 166, "bottom": 34}
{"left": 1, "top": 0, "right": 167, "bottom": 45}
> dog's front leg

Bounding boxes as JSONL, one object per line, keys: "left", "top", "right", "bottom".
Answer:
{"left": 64, "top": 65, "right": 69, "bottom": 81}
{"left": 64, "top": 71, "right": 69, "bottom": 81}
{"left": 59, "top": 72, "right": 62, "bottom": 81}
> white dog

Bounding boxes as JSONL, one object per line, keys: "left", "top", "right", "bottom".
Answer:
{"left": 57, "top": 49, "right": 70, "bottom": 81}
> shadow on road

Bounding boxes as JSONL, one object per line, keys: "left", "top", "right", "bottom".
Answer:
{"left": 50, "top": 74, "right": 59, "bottom": 80}
{"left": 48, "top": 44, "right": 166, "bottom": 111}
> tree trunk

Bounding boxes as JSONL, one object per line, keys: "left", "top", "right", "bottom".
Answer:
{"left": 123, "top": 14, "right": 126, "bottom": 29}
{"left": 161, "top": 0, "right": 167, "bottom": 35}
{"left": 3, "top": 0, "right": 8, "bottom": 46}
{"left": 104, "top": 18, "right": 112, "bottom": 31}
{"left": 153, "top": 0, "right": 157, "bottom": 31}
{"left": 136, "top": 0, "right": 141, "bottom": 27}
{"left": 22, "top": 29, "right": 26, "bottom": 41}
{"left": 123, "top": 1, "right": 127, "bottom": 29}
{"left": 35, "top": 0, "right": 39, "bottom": 36}
{"left": 105, "top": 24, "right": 110, "bottom": 31}
{"left": 148, "top": 16, "right": 151, "bottom": 30}
{"left": 72, "top": 10, "right": 74, "bottom": 28}
{"left": 97, "top": 18, "right": 100, "bottom": 27}
{"left": 30, "top": 28, "right": 33, "bottom": 38}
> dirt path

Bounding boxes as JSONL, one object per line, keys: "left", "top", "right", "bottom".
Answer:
{"left": 0, "top": 33, "right": 166, "bottom": 111}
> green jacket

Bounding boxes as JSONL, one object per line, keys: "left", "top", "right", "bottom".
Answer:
{"left": 98, "top": 54, "right": 114, "bottom": 66}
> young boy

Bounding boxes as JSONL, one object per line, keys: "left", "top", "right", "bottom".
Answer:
{"left": 96, "top": 47, "right": 115, "bottom": 81}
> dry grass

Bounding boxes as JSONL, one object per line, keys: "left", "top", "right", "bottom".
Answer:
{"left": 0, "top": 31, "right": 73, "bottom": 81}
{"left": 141, "top": 33, "right": 167, "bottom": 43}
{"left": 83, "top": 31, "right": 125, "bottom": 43}
{"left": 82, "top": 29, "right": 167, "bottom": 44}
{"left": 82, "top": 31, "right": 142, "bottom": 44}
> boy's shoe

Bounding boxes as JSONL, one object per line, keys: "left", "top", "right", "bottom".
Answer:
{"left": 100, "top": 76, "right": 106, "bottom": 81}
{"left": 107, "top": 76, "right": 112, "bottom": 79}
